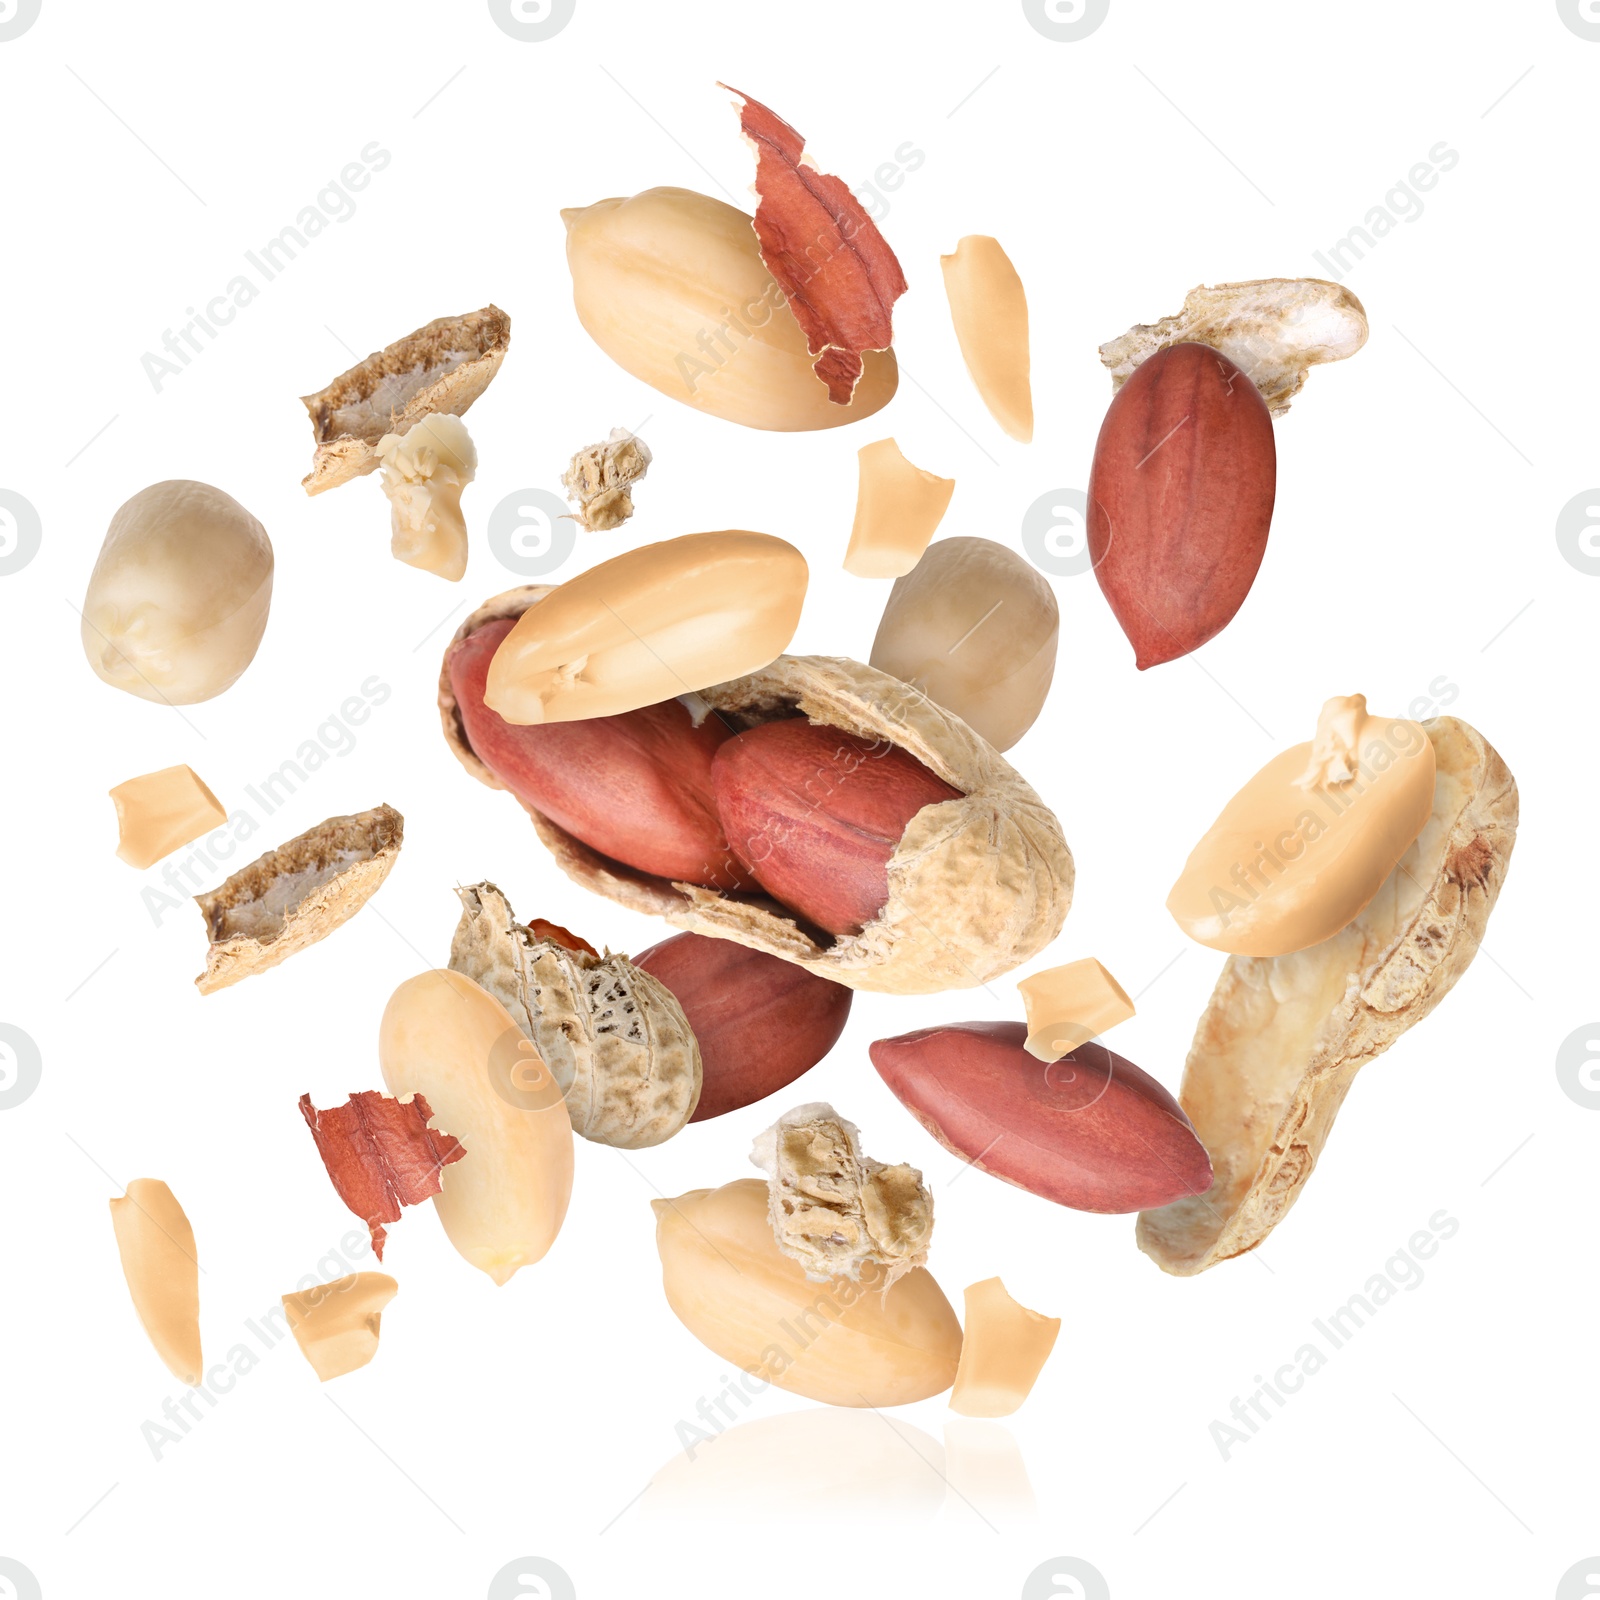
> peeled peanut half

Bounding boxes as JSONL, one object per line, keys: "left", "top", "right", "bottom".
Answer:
{"left": 1138, "top": 717, "right": 1518, "bottom": 1274}
{"left": 440, "top": 588, "right": 1075, "bottom": 995}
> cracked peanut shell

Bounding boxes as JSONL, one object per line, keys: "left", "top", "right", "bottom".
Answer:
{"left": 1137, "top": 717, "right": 1517, "bottom": 1274}
{"left": 439, "top": 589, "right": 1074, "bottom": 995}
{"left": 194, "top": 804, "right": 403, "bottom": 993}
{"left": 448, "top": 881, "right": 700, "bottom": 1148}
{"left": 300, "top": 306, "right": 510, "bottom": 494}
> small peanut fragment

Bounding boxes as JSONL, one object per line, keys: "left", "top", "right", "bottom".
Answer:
{"left": 375, "top": 415, "right": 477, "bottom": 582}
{"left": 844, "top": 440, "right": 954, "bottom": 579}
{"left": 282, "top": 1273, "right": 398, "bottom": 1382}
{"left": 949, "top": 1278, "right": 1059, "bottom": 1418}
{"left": 379, "top": 970, "right": 574, "bottom": 1285}
{"left": 109, "top": 1178, "right": 202, "bottom": 1386}
{"left": 562, "top": 427, "right": 651, "bottom": 532}
{"left": 941, "top": 236, "right": 1032, "bottom": 442}
{"left": 653, "top": 1179, "right": 962, "bottom": 1408}
{"left": 110, "top": 764, "right": 226, "bottom": 869}
{"left": 1017, "top": 958, "right": 1134, "bottom": 1062}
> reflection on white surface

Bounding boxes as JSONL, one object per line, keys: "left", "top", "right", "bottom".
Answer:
{"left": 941, "top": 1419, "right": 1038, "bottom": 1525}
{"left": 640, "top": 1407, "right": 946, "bottom": 1521}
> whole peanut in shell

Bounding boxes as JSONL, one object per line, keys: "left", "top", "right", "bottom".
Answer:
{"left": 1086, "top": 341, "right": 1276, "bottom": 669}
{"left": 447, "top": 618, "right": 748, "bottom": 889}
{"left": 634, "top": 931, "right": 852, "bottom": 1121}
{"left": 711, "top": 718, "right": 962, "bottom": 935}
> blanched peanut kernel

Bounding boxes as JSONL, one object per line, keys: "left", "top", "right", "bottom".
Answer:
{"left": 485, "top": 530, "right": 808, "bottom": 724}
{"left": 844, "top": 440, "right": 955, "bottom": 579}
{"left": 81, "top": 480, "right": 273, "bottom": 705}
{"left": 653, "top": 1179, "right": 962, "bottom": 1407}
{"left": 1017, "top": 958, "right": 1135, "bottom": 1062}
{"left": 376, "top": 415, "right": 477, "bottom": 582}
{"left": 282, "top": 1273, "right": 398, "bottom": 1382}
{"left": 380, "top": 970, "right": 574, "bottom": 1284}
{"left": 949, "top": 1278, "right": 1060, "bottom": 1417}
{"left": 109, "top": 1178, "right": 202, "bottom": 1386}
{"left": 870, "top": 537, "right": 1059, "bottom": 752}
{"left": 111, "top": 764, "right": 227, "bottom": 869}
{"left": 1167, "top": 694, "right": 1437, "bottom": 956}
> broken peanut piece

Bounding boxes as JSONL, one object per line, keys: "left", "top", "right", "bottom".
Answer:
{"left": 562, "top": 428, "right": 651, "bottom": 532}
{"left": 1168, "top": 696, "right": 1436, "bottom": 957}
{"left": 1017, "top": 958, "right": 1135, "bottom": 1062}
{"left": 1100, "top": 279, "right": 1368, "bottom": 417}
{"left": 300, "top": 305, "right": 509, "bottom": 494}
{"left": 380, "top": 970, "right": 575, "bottom": 1285}
{"left": 750, "top": 1103, "right": 934, "bottom": 1285}
{"left": 844, "top": 441, "right": 955, "bottom": 580}
{"left": 376, "top": 415, "right": 477, "bottom": 582}
{"left": 653, "top": 1178, "right": 962, "bottom": 1408}
{"left": 484, "top": 531, "right": 807, "bottom": 724}
{"left": 725, "top": 86, "right": 907, "bottom": 405}
{"left": 109, "top": 1179, "right": 202, "bottom": 1386}
{"left": 283, "top": 1273, "right": 398, "bottom": 1382}
{"left": 111, "top": 764, "right": 227, "bottom": 870}
{"left": 942, "top": 237, "right": 1032, "bottom": 442}
{"left": 949, "top": 1278, "right": 1059, "bottom": 1418}
{"left": 195, "top": 804, "right": 403, "bottom": 993}
{"left": 300, "top": 1090, "right": 466, "bottom": 1260}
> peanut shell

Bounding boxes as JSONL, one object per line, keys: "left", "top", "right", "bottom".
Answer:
{"left": 439, "top": 590, "right": 1074, "bottom": 995}
{"left": 1137, "top": 717, "right": 1517, "bottom": 1274}
{"left": 300, "top": 306, "right": 510, "bottom": 495}
{"left": 194, "top": 804, "right": 402, "bottom": 994}
{"left": 448, "top": 882, "right": 700, "bottom": 1149}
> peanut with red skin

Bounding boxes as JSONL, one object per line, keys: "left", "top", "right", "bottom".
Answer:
{"left": 870, "top": 1021, "right": 1212, "bottom": 1213}
{"left": 1087, "top": 342, "right": 1276, "bottom": 669}
{"left": 634, "top": 931, "right": 852, "bottom": 1120}
{"left": 447, "top": 618, "right": 749, "bottom": 889}
{"left": 711, "top": 719, "right": 962, "bottom": 936}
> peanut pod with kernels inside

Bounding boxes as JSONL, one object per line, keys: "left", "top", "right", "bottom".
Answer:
{"left": 440, "top": 587, "right": 1074, "bottom": 995}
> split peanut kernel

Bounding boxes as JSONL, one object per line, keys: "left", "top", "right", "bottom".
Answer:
{"left": 111, "top": 764, "right": 227, "bottom": 869}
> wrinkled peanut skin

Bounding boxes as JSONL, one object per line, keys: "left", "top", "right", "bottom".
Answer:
{"left": 871, "top": 1021, "right": 1212, "bottom": 1213}
{"left": 634, "top": 932, "right": 852, "bottom": 1121}
{"left": 1087, "top": 342, "right": 1276, "bottom": 669}
{"left": 448, "top": 619, "right": 748, "bottom": 890}
{"left": 712, "top": 719, "right": 962, "bottom": 935}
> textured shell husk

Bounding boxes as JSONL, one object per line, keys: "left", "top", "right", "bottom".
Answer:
{"left": 749, "top": 1100, "right": 933, "bottom": 1286}
{"left": 1136, "top": 718, "right": 1517, "bottom": 1275}
{"left": 447, "top": 881, "right": 700, "bottom": 1149}
{"left": 438, "top": 589, "right": 1075, "bottom": 995}
{"left": 300, "top": 306, "right": 510, "bottom": 494}
{"left": 194, "top": 805, "right": 402, "bottom": 994}
{"left": 1099, "top": 279, "right": 1368, "bottom": 416}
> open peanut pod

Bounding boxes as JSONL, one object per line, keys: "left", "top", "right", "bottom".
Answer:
{"left": 300, "top": 306, "right": 510, "bottom": 494}
{"left": 438, "top": 588, "right": 1073, "bottom": 995}
{"left": 1137, "top": 719, "right": 1517, "bottom": 1275}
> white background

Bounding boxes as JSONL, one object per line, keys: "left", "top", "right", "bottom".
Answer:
{"left": 1, "top": 2, "right": 1594, "bottom": 1597}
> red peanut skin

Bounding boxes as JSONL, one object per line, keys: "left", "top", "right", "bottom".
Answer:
{"left": 869, "top": 1020, "right": 1212, "bottom": 1213}
{"left": 447, "top": 619, "right": 749, "bottom": 890}
{"left": 634, "top": 932, "right": 852, "bottom": 1121}
{"left": 1087, "top": 342, "right": 1276, "bottom": 670}
{"left": 711, "top": 719, "right": 962, "bottom": 936}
